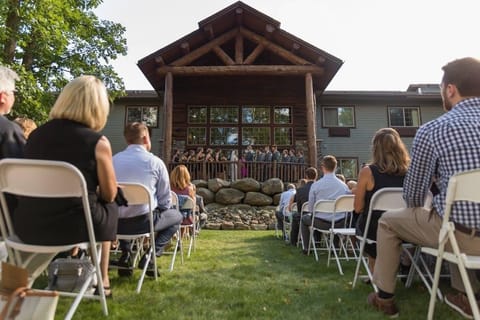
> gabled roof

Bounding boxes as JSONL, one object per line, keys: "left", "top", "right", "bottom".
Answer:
{"left": 137, "top": 1, "right": 343, "bottom": 93}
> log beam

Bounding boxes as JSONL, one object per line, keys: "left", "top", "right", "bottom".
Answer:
{"left": 305, "top": 73, "right": 317, "bottom": 168}
{"left": 243, "top": 43, "right": 264, "bottom": 65}
{"left": 171, "top": 28, "right": 237, "bottom": 66}
{"left": 240, "top": 27, "right": 310, "bottom": 65}
{"left": 235, "top": 32, "right": 243, "bottom": 64}
{"left": 157, "top": 65, "right": 324, "bottom": 76}
{"left": 163, "top": 72, "right": 173, "bottom": 163}
{"left": 212, "top": 46, "right": 235, "bottom": 65}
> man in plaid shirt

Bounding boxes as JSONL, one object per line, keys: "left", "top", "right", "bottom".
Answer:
{"left": 368, "top": 57, "right": 480, "bottom": 319}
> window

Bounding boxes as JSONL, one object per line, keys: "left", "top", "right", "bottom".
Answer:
{"left": 274, "top": 107, "right": 291, "bottom": 124}
{"left": 336, "top": 158, "right": 358, "bottom": 180}
{"left": 210, "top": 106, "right": 238, "bottom": 123}
{"left": 242, "top": 127, "right": 270, "bottom": 145}
{"left": 126, "top": 106, "right": 158, "bottom": 127}
{"left": 187, "top": 128, "right": 206, "bottom": 145}
{"left": 388, "top": 107, "right": 420, "bottom": 127}
{"left": 188, "top": 106, "right": 207, "bottom": 123}
{"left": 210, "top": 127, "right": 238, "bottom": 145}
{"left": 242, "top": 106, "right": 270, "bottom": 124}
{"left": 322, "top": 106, "right": 355, "bottom": 127}
{"left": 274, "top": 127, "right": 292, "bottom": 145}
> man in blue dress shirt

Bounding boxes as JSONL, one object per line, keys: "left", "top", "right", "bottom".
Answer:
{"left": 113, "top": 122, "right": 182, "bottom": 276}
{"left": 300, "top": 155, "right": 350, "bottom": 253}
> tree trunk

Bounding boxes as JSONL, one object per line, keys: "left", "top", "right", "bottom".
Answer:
{"left": 3, "top": 0, "right": 21, "bottom": 63}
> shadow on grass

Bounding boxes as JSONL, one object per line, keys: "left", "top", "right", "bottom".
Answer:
{"left": 52, "top": 230, "right": 464, "bottom": 320}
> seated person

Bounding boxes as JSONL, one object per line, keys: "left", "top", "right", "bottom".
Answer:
{"left": 300, "top": 155, "right": 350, "bottom": 253}
{"left": 14, "top": 76, "right": 118, "bottom": 296}
{"left": 354, "top": 128, "right": 408, "bottom": 273}
{"left": 288, "top": 168, "right": 318, "bottom": 246}
{"left": 276, "top": 184, "right": 296, "bottom": 240}
{"left": 170, "top": 164, "right": 200, "bottom": 231}
{"left": 113, "top": 122, "right": 182, "bottom": 277}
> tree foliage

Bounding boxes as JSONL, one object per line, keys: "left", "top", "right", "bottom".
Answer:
{"left": 0, "top": 0, "right": 127, "bottom": 123}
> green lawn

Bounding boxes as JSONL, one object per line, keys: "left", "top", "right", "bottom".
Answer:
{"left": 53, "top": 230, "right": 463, "bottom": 319}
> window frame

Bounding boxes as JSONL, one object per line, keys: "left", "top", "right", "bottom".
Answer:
{"left": 321, "top": 105, "right": 356, "bottom": 128}
{"left": 335, "top": 157, "right": 359, "bottom": 180}
{"left": 387, "top": 106, "right": 421, "bottom": 127}
{"left": 125, "top": 105, "right": 159, "bottom": 128}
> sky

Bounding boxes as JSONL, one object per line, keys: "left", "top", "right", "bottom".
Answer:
{"left": 95, "top": 0, "right": 480, "bottom": 92}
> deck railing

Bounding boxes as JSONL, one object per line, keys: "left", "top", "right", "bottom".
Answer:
{"left": 168, "top": 161, "right": 308, "bottom": 183}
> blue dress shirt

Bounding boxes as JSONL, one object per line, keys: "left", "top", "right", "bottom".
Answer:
{"left": 113, "top": 144, "right": 172, "bottom": 218}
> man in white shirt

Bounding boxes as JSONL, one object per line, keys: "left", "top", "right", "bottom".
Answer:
{"left": 300, "top": 155, "right": 350, "bottom": 253}
{"left": 113, "top": 122, "right": 182, "bottom": 276}
{"left": 276, "top": 184, "right": 296, "bottom": 240}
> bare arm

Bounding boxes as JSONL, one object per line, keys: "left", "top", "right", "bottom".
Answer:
{"left": 95, "top": 136, "right": 117, "bottom": 203}
{"left": 354, "top": 166, "right": 373, "bottom": 214}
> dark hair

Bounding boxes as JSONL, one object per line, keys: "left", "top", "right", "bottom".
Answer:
{"left": 305, "top": 167, "right": 318, "bottom": 180}
{"left": 442, "top": 57, "right": 480, "bottom": 97}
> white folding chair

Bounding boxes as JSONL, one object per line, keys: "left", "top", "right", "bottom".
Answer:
{"left": 178, "top": 195, "right": 197, "bottom": 257}
{"left": 308, "top": 195, "right": 355, "bottom": 275}
{"left": 422, "top": 169, "right": 480, "bottom": 320}
{"left": 297, "top": 202, "right": 309, "bottom": 248}
{"left": 282, "top": 203, "right": 296, "bottom": 244}
{"left": 165, "top": 192, "right": 183, "bottom": 271}
{"left": 352, "top": 187, "right": 436, "bottom": 296}
{"left": 116, "top": 182, "right": 158, "bottom": 293}
{"left": 0, "top": 159, "right": 108, "bottom": 320}
{"left": 352, "top": 188, "right": 405, "bottom": 291}
{"left": 274, "top": 205, "right": 281, "bottom": 238}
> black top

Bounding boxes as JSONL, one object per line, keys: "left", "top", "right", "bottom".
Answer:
{"left": 293, "top": 181, "right": 314, "bottom": 212}
{"left": 13, "top": 119, "right": 114, "bottom": 245}
{"left": 363, "top": 164, "right": 405, "bottom": 214}
{"left": 0, "top": 115, "right": 25, "bottom": 159}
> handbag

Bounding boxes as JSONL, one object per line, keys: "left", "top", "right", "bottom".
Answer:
{"left": 0, "top": 262, "right": 58, "bottom": 320}
{"left": 47, "top": 257, "right": 95, "bottom": 292}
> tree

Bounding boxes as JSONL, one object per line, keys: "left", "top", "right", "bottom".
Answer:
{"left": 0, "top": 0, "right": 127, "bottom": 123}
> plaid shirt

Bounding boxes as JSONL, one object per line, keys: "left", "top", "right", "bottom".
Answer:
{"left": 404, "top": 97, "right": 480, "bottom": 228}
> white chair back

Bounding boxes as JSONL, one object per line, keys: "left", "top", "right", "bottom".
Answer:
{"left": 117, "top": 182, "right": 158, "bottom": 291}
{"left": 0, "top": 158, "right": 108, "bottom": 319}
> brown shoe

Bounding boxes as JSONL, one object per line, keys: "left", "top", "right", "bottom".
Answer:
{"left": 367, "top": 292, "right": 399, "bottom": 318}
{"left": 445, "top": 292, "right": 475, "bottom": 319}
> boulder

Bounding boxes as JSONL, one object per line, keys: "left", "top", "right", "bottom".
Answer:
{"left": 208, "top": 178, "right": 230, "bottom": 193}
{"left": 261, "top": 178, "right": 284, "bottom": 195}
{"left": 244, "top": 192, "right": 273, "bottom": 206}
{"left": 231, "top": 178, "right": 261, "bottom": 192}
{"left": 197, "top": 187, "right": 215, "bottom": 204}
{"left": 215, "top": 188, "right": 245, "bottom": 205}
{"left": 193, "top": 179, "right": 208, "bottom": 188}
{"left": 272, "top": 193, "right": 281, "bottom": 206}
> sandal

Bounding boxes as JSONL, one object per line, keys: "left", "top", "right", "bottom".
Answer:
{"left": 93, "top": 285, "right": 113, "bottom": 299}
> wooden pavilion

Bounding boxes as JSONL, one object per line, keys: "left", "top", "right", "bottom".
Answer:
{"left": 137, "top": 1, "right": 343, "bottom": 168}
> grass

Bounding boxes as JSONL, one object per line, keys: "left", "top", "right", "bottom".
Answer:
{"left": 51, "top": 230, "right": 464, "bottom": 319}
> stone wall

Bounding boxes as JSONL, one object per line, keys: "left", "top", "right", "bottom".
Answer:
{"left": 193, "top": 177, "right": 284, "bottom": 230}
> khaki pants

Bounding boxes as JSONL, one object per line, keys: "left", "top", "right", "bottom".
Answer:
{"left": 373, "top": 207, "right": 480, "bottom": 294}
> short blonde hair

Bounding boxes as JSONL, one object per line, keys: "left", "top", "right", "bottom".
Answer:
{"left": 49, "top": 75, "right": 109, "bottom": 131}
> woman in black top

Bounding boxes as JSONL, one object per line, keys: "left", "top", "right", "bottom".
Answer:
{"left": 354, "top": 128, "right": 410, "bottom": 273}
{"left": 14, "top": 76, "right": 118, "bottom": 295}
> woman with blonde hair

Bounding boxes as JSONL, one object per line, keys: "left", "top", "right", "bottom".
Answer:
{"left": 14, "top": 75, "right": 118, "bottom": 297}
{"left": 354, "top": 128, "right": 410, "bottom": 273}
{"left": 170, "top": 164, "right": 196, "bottom": 199}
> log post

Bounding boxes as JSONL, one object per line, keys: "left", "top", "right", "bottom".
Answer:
{"left": 305, "top": 73, "right": 317, "bottom": 168}
{"left": 164, "top": 72, "right": 173, "bottom": 163}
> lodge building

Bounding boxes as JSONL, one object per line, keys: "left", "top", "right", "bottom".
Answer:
{"left": 102, "top": 2, "right": 443, "bottom": 181}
